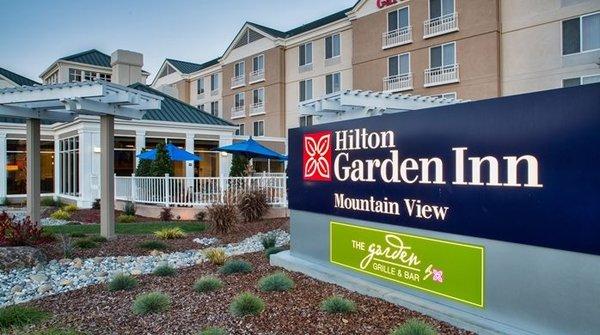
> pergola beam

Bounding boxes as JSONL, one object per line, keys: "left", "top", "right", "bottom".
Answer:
{"left": 62, "top": 98, "right": 145, "bottom": 120}
{"left": 0, "top": 105, "right": 75, "bottom": 122}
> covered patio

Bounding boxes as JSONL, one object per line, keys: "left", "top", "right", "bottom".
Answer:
{"left": 0, "top": 81, "right": 162, "bottom": 238}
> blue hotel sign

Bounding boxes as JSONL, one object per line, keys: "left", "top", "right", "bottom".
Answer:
{"left": 288, "top": 83, "right": 600, "bottom": 256}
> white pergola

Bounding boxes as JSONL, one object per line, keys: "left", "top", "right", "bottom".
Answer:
{"left": 299, "top": 89, "right": 466, "bottom": 124}
{"left": 0, "top": 81, "right": 162, "bottom": 238}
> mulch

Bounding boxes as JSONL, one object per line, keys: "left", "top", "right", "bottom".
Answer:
{"left": 38, "top": 218, "right": 289, "bottom": 261}
{"left": 41, "top": 208, "right": 159, "bottom": 224}
{"left": 23, "top": 252, "right": 473, "bottom": 335}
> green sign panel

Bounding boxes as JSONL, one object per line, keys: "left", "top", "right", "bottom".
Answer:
{"left": 330, "top": 221, "right": 485, "bottom": 307}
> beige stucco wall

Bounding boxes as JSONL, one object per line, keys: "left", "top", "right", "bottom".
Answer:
{"left": 190, "top": 69, "right": 222, "bottom": 116}
{"left": 0, "top": 78, "right": 14, "bottom": 89}
{"left": 501, "top": 0, "right": 600, "bottom": 96}
{"left": 284, "top": 27, "right": 354, "bottom": 130}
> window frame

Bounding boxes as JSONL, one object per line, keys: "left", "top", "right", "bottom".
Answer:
{"left": 299, "top": 79, "right": 313, "bottom": 102}
{"left": 253, "top": 120, "right": 265, "bottom": 137}
{"left": 428, "top": 0, "right": 455, "bottom": 20}
{"left": 210, "top": 101, "right": 219, "bottom": 116}
{"left": 252, "top": 87, "right": 265, "bottom": 104}
{"left": 234, "top": 61, "right": 245, "bottom": 78}
{"left": 325, "top": 72, "right": 341, "bottom": 95}
{"left": 234, "top": 92, "right": 245, "bottom": 108}
{"left": 197, "top": 77, "right": 205, "bottom": 94}
{"left": 561, "top": 12, "right": 600, "bottom": 56}
{"left": 235, "top": 123, "right": 245, "bottom": 136}
{"left": 299, "top": 42, "right": 313, "bottom": 66}
{"left": 387, "top": 5, "right": 410, "bottom": 32}
{"left": 388, "top": 52, "right": 411, "bottom": 77}
{"left": 325, "top": 33, "right": 341, "bottom": 59}
{"left": 210, "top": 73, "right": 219, "bottom": 91}
{"left": 299, "top": 115, "right": 313, "bottom": 127}
{"left": 428, "top": 41, "right": 457, "bottom": 69}
{"left": 252, "top": 54, "right": 265, "bottom": 72}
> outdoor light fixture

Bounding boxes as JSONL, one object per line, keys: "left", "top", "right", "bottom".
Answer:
{"left": 220, "top": 152, "right": 228, "bottom": 157}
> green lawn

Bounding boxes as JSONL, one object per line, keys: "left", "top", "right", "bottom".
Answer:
{"left": 44, "top": 221, "right": 206, "bottom": 235}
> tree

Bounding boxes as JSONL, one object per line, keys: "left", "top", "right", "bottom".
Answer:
{"left": 150, "top": 142, "right": 174, "bottom": 176}
{"left": 230, "top": 154, "right": 249, "bottom": 177}
{"left": 135, "top": 148, "right": 153, "bottom": 176}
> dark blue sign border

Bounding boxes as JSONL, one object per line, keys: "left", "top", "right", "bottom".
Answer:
{"left": 288, "top": 83, "right": 600, "bottom": 256}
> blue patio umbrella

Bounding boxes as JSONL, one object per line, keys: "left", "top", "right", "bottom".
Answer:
{"left": 214, "top": 138, "right": 287, "bottom": 160}
{"left": 137, "top": 143, "right": 202, "bottom": 161}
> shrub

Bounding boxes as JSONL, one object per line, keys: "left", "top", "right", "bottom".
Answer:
{"left": 229, "top": 154, "right": 249, "bottom": 177}
{"left": 0, "top": 305, "right": 49, "bottom": 329}
{"left": 154, "top": 227, "right": 186, "bottom": 239}
{"left": 204, "top": 248, "right": 227, "bottom": 265}
{"left": 195, "top": 210, "right": 206, "bottom": 222}
{"left": 198, "top": 327, "right": 227, "bottom": 335}
{"left": 62, "top": 204, "right": 78, "bottom": 213}
{"left": 260, "top": 233, "right": 276, "bottom": 249}
{"left": 123, "top": 201, "right": 136, "bottom": 216}
{"left": 59, "top": 234, "right": 74, "bottom": 258}
{"left": 50, "top": 209, "right": 71, "bottom": 220}
{"left": 69, "top": 232, "right": 86, "bottom": 238}
{"left": 238, "top": 190, "right": 269, "bottom": 222}
{"left": 150, "top": 143, "right": 174, "bottom": 177}
{"left": 41, "top": 197, "right": 56, "bottom": 207}
{"left": 229, "top": 292, "right": 264, "bottom": 317}
{"left": 258, "top": 272, "right": 294, "bottom": 292}
{"left": 206, "top": 202, "right": 239, "bottom": 233}
{"left": 159, "top": 207, "right": 173, "bottom": 221}
{"left": 264, "top": 246, "right": 285, "bottom": 259}
{"left": 89, "top": 235, "right": 107, "bottom": 243}
{"left": 108, "top": 273, "right": 138, "bottom": 291}
{"left": 0, "top": 212, "right": 50, "bottom": 246}
{"left": 135, "top": 148, "right": 153, "bottom": 177}
{"left": 92, "top": 198, "right": 101, "bottom": 209}
{"left": 219, "top": 259, "right": 253, "bottom": 275}
{"left": 138, "top": 240, "right": 168, "bottom": 250}
{"left": 193, "top": 276, "right": 223, "bottom": 293}
{"left": 153, "top": 264, "right": 176, "bottom": 276}
{"left": 390, "top": 319, "right": 438, "bottom": 335}
{"left": 74, "top": 239, "right": 97, "bottom": 249}
{"left": 132, "top": 292, "right": 171, "bottom": 315}
{"left": 117, "top": 214, "right": 136, "bottom": 223}
{"left": 320, "top": 296, "right": 356, "bottom": 314}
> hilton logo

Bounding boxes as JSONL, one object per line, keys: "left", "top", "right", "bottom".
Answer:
{"left": 303, "top": 131, "right": 332, "bottom": 181}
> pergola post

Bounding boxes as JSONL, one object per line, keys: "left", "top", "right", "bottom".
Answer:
{"left": 100, "top": 115, "right": 115, "bottom": 239}
{"left": 26, "top": 119, "right": 41, "bottom": 224}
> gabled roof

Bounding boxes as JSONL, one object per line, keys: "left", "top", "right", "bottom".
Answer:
{"left": 246, "top": 22, "right": 287, "bottom": 38}
{"left": 129, "top": 83, "right": 234, "bottom": 126}
{"left": 165, "top": 57, "right": 221, "bottom": 74}
{"left": 284, "top": 7, "right": 351, "bottom": 37}
{"left": 60, "top": 49, "right": 111, "bottom": 68}
{"left": 0, "top": 67, "right": 40, "bottom": 86}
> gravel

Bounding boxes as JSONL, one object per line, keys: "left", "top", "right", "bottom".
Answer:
{"left": 0, "top": 207, "right": 69, "bottom": 226}
{"left": 0, "top": 229, "right": 289, "bottom": 307}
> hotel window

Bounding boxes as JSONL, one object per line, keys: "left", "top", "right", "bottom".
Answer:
{"left": 114, "top": 137, "right": 135, "bottom": 176}
{"left": 430, "top": 42, "right": 456, "bottom": 69}
{"left": 253, "top": 88, "right": 264, "bottom": 105}
{"left": 299, "top": 115, "right": 313, "bottom": 127}
{"left": 325, "top": 72, "right": 341, "bottom": 94}
{"left": 194, "top": 140, "right": 220, "bottom": 177}
{"left": 210, "top": 101, "right": 219, "bottom": 116}
{"left": 563, "top": 75, "right": 600, "bottom": 87}
{"left": 234, "top": 61, "right": 245, "bottom": 77}
{"left": 68, "top": 69, "right": 82, "bottom": 82}
{"left": 234, "top": 92, "right": 245, "bottom": 108}
{"left": 299, "top": 79, "right": 313, "bottom": 101}
{"left": 83, "top": 71, "right": 95, "bottom": 81}
{"left": 6, "top": 140, "right": 54, "bottom": 195}
{"left": 253, "top": 120, "right": 265, "bottom": 137}
{"left": 389, "top": 53, "right": 410, "bottom": 78}
{"left": 210, "top": 73, "right": 219, "bottom": 91}
{"left": 429, "top": 0, "right": 454, "bottom": 20}
{"left": 99, "top": 73, "right": 111, "bottom": 81}
{"left": 197, "top": 78, "right": 205, "bottom": 94}
{"left": 563, "top": 12, "right": 600, "bottom": 55}
{"left": 325, "top": 34, "right": 340, "bottom": 59}
{"left": 252, "top": 54, "right": 264, "bottom": 73}
{"left": 235, "top": 124, "right": 245, "bottom": 136}
{"left": 299, "top": 42, "right": 313, "bottom": 66}
{"left": 59, "top": 136, "right": 80, "bottom": 196}
{"left": 388, "top": 7, "right": 409, "bottom": 33}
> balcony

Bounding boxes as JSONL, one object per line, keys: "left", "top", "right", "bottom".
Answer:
{"left": 424, "top": 64, "right": 459, "bottom": 87}
{"left": 197, "top": 92, "right": 205, "bottom": 100}
{"left": 210, "top": 89, "right": 219, "bottom": 96}
{"left": 383, "top": 73, "right": 413, "bottom": 92}
{"left": 423, "top": 12, "right": 458, "bottom": 39}
{"left": 325, "top": 55, "right": 341, "bottom": 67}
{"left": 298, "top": 63, "right": 313, "bottom": 73}
{"left": 249, "top": 69, "right": 265, "bottom": 84}
{"left": 230, "top": 105, "right": 245, "bottom": 119}
{"left": 382, "top": 26, "right": 412, "bottom": 49}
{"left": 250, "top": 101, "right": 265, "bottom": 116}
{"left": 231, "top": 75, "right": 245, "bottom": 89}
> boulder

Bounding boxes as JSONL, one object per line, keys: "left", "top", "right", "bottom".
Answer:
{"left": 0, "top": 246, "right": 46, "bottom": 271}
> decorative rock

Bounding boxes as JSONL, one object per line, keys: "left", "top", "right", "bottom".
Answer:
{"left": 30, "top": 274, "right": 48, "bottom": 283}
{"left": 60, "top": 279, "right": 73, "bottom": 286}
{"left": 149, "top": 250, "right": 162, "bottom": 257}
{"left": 59, "top": 258, "right": 71, "bottom": 265}
{"left": 37, "top": 284, "right": 52, "bottom": 294}
{"left": 11, "top": 285, "right": 23, "bottom": 293}
{"left": 0, "top": 246, "right": 47, "bottom": 271}
{"left": 130, "top": 269, "right": 142, "bottom": 275}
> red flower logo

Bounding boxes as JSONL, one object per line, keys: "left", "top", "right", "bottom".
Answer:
{"left": 303, "top": 131, "right": 332, "bottom": 181}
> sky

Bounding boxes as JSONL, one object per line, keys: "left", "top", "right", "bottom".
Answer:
{"left": 0, "top": 0, "right": 356, "bottom": 82}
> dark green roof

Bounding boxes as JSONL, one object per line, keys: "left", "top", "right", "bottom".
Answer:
{"left": 0, "top": 67, "right": 40, "bottom": 86}
{"left": 129, "top": 83, "right": 234, "bottom": 126}
{"left": 247, "top": 22, "right": 287, "bottom": 38}
{"left": 60, "top": 49, "right": 111, "bottom": 68}
{"left": 166, "top": 57, "right": 220, "bottom": 74}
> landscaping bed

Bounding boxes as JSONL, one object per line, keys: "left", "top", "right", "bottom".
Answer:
{"left": 19, "top": 252, "right": 473, "bottom": 335}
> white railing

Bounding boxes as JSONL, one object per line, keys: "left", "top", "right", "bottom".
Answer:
{"left": 197, "top": 92, "right": 205, "bottom": 100}
{"left": 423, "top": 12, "right": 458, "bottom": 38}
{"left": 231, "top": 105, "right": 245, "bottom": 119}
{"left": 298, "top": 63, "right": 313, "bottom": 73}
{"left": 383, "top": 73, "right": 413, "bottom": 92}
{"left": 115, "top": 175, "right": 287, "bottom": 207}
{"left": 231, "top": 75, "right": 245, "bottom": 88}
{"left": 424, "top": 64, "right": 459, "bottom": 87}
{"left": 250, "top": 102, "right": 265, "bottom": 115}
{"left": 382, "top": 26, "right": 412, "bottom": 49}
{"left": 249, "top": 69, "right": 265, "bottom": 83}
